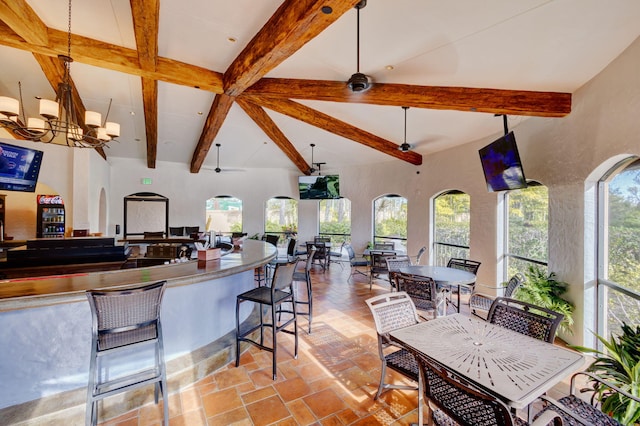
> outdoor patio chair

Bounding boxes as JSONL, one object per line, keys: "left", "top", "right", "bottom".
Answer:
{"left": 291, "top": 246, "right": 316, "bottom": 333}
{"left": 385, "top": 255, "right": 412, "bottom": 290}
{"left": 414, "top": 351, "right": 563, "bottom": 426}
{"left": 470, "top": 273, "right": 525, "bottom": 319}
{"left": 487, "top": 297, "right": 564, "bottom": 343}
{"left": 365, "top": 292, "right": 420, "bottom": 400}
{"left": 345, "top": 243, "right": 368, "bottom": 280}
{"left": 446, "top": 257, "right": 481, "bottom": 306}
{"left": 537, "top": 371, "right": 640, "bottom": 426}
{"left": 369, "top": 250, "right": 396, "bottom": 289}
{"left": 393, "top": 272, "right": 438, "bottom": 320}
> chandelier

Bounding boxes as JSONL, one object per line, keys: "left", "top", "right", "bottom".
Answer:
{"left": 0, "top": 0, "right": 120, "bottom": 148}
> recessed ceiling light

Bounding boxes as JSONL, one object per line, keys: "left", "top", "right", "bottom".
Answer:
{"left": 227, "top": 37, "right": 237, "bottom": 43}
{"left": 130, "top": 111, "right": 135, "bottom": 116}
{"left": 197, "top": 111, "right": 203, "bottom": 115}
{"left": 385, "top": 65, "right": 394, "bottom": 70}
{"left": 135, "top": 138, "right": 141, "bottom": 142}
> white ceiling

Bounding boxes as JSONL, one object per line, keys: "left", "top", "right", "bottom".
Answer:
{"left": 2, "top": 0, "right": 640, "bottom": 173}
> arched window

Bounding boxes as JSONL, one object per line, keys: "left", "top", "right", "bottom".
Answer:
{"left": 373, "top": 195, "right": 407, "bottom": 252}
{"left": 205, "top": 196, "right": 242, "bottom": 234}
{"left": 598, "top": 158, "right": 640, "bottom": 338}
{"left": 265, "top": 197, "right": 298, "bottom": 244}
{"left": 318, "top": 198, "right": 351, "bottom": 246}
{"left": 504, "top": 182, "right": 548, "bottom": 279}
{"left": 433, "top": 191, "right": 470, "bottom": 266}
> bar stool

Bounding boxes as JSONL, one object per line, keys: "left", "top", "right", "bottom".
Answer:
{"left": 235, "top": 260, "right": 298, "bottom": 380}
{"left": 85, "top": 281, "right": 169, "bottom": 426}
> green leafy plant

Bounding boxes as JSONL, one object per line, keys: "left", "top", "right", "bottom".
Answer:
{"left": 514, "top": 265, "right": 575, "bottom": 335}
{"left": 572, "top": 323, "right": 640, "bottom": 425}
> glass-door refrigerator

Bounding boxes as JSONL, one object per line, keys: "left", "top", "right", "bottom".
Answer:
{"left": 36, "top": 194, "right": 66, "bottom": 238}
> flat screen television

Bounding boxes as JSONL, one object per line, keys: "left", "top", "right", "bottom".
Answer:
{"left": 298, "top": 175, "right": 340, "bottom": 199}
{"left": 478, "top": 131, "right": 527, "bottom": 192}
{"left": 0, "top": 141, "right": 44, "bottom": 192}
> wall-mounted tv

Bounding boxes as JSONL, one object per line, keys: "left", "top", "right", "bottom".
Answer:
{"left": 0, "top": 141, "right": 44, "bottom": 192}
{"left": 478, "top": 131, "right": 527, "bottom": 192}
{"left": 299, "top": 175, "right": 340, "bottom": 200}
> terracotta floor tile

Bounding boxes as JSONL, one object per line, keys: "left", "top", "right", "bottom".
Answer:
{"left": 206, "top": 406, "right": 252, "bottom": 426}
{"left": 201, "top": 387, "right": 243, "bottom": 418}
{"left": 241, "top": 385, "right": 276, "bottom": 405}
{"left": 245, "top": 395, "right": 290, "bottom": 426}
{"left": 286, "top": 399, "right": 317, "bottom": 425}
{"left": 303, "top": 388, "right": 347, "bottom": 420}
{"left": 214, "top": 366, "right": 251, "bottom": 389}
{"left": 274, "top": 376, "right": 312, "bottom": 402}
{"left": 170, "top": 408, "right": 207, "bottom": 426}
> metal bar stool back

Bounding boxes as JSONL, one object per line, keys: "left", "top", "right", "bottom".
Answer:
{"left": 86, "top": 281, "right": 168, "bottom": 426}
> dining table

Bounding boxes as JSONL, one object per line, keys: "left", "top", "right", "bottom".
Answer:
{"left": 399, "top": 265, "right": 476, "bottom": 312}
{"left": 390, "top": 314, "right": 585, "bottom": 423}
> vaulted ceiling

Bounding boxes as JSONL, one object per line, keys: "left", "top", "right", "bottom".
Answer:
{"left": 1, "top": 0, "right": 639, "bottom": 175}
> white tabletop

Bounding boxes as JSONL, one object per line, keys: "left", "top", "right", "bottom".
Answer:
{"left": 390, "top": 314, "right": 585, "bottom": 409}
{"left": 398, "top": 265, "right": 476, "bottom": 286}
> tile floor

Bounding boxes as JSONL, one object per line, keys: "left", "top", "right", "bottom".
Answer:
{"left": 99, "top": 263, "right": 573, "bottom": 426}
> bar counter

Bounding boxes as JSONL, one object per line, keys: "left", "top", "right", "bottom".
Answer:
{"left": 0, "top": 239, "right": 276, "bottom": 422}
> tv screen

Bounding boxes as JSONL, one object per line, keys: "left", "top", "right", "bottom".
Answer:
{"left": 478, "top": 131, "right": 527, "bottom": 192}
{"left": 0, "top": 141, "right": 44, "bottom": 192}
{"left": 299, "top": 175, "right": 340, "bottom": 199}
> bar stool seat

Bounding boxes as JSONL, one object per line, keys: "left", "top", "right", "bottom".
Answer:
{"left": 85, "top": 281, "right": 169, "bottom": 426}
{"left": 235, "top": 260, "right": 298, "bottom": 380}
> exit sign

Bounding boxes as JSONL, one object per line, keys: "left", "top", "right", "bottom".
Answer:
{"left": 141, "top": 178, "right": 152, "bottom": 185}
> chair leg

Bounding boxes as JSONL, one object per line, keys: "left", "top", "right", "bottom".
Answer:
{"left": 375, "top": 361, "right": 388, "bottom": 400}
{"left": 271, "top": 304, "right": 278, "bottom": 380}
{"left": 306, "top": 278, "right": 312, "bottom": 334}
{"left": 235, "top": 298, "right": 241, "bottom": 367}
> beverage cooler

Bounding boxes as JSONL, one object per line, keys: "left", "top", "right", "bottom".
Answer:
{"left": 36, "top": 194, "right": 66, "bottom": 238}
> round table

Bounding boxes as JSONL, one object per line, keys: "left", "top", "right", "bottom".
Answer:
{"left": 398, "top": 265, "right": 476, "bottom": 312}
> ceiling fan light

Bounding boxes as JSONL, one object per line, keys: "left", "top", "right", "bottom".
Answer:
{"left": 39, "top": 99, "right": 59, "bottom": 119}
{"left": 399, "top": 143, "right": 411, "bottom": 152}
{"left": 347, "top": 72, "right": 371, "bottom": 92}
{"left": 0, "top": 96, "right": 19, "bottom": 116}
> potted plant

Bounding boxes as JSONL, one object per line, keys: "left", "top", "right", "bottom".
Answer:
{"left": 572, "top": 323, "right": 640, "bottom": 424}
{"left": 514, "top": 265, "right": 575, "bottom": 335}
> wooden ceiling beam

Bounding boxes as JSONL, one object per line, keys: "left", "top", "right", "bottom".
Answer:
{"left": 0, "top": 22, "right": 224, "bottom": 93}
{"left": 32, "top": 53, "right": 106, "bottom": 159}
{"left": 236, "top": 99, "right": 311, "bottom": 175}
{"left": 0, "top": 0, "right": 48, "bottom": 45}
{"left": 246, "top": 96, "right": 423, "bottom": 166}
{"left": 190, "top": 94, "right": 235, "bottom": 173}
{"left": 130, "top": 0, "right": 160, "bottom": 168}
{"left": 223, "top": 0, "right": 360, "bottom": 96}
{"left": 245, "top": 78, "right": 572, "bottom": 118}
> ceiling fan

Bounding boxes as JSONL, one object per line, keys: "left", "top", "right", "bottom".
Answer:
{"left": 203, "top": 143, "right": 245, "bottom": 174}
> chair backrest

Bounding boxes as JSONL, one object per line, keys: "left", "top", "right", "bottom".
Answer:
{"left": 386, "top": 255, "right": 412, "bottom": 272}
{"left": 169, "top": 226, "right": 184, "bottom": 236}
{"left": 304, "top": 246, "right": 317, "bottom": 274}
{"left": 86, "top": 281, "right": 166, "bottom": 351}
{"left": 374, "top": 242, "right": 394, "bottom": 250}
{"left": 265, "top": 234, "right": 279, "bottom": 247}
{"left": 370, "top": 250, "right": 395, "bottom": 272}
{"left": 144, "top": 231, "right": 165, "bottom": 239}
{"left": 314, "top": 236, "right": 331, "bottom": 243}
{"left": 345, "top": 243, "right": 356, "bottom": 261}
{"left": 394, "top": 273, "right": 438, "bottom": 313}
{"left": 185, "top": 226, "right": 200, "bottom": 236}
{"left": 503, "top": 273, "right": 525, "bottom": 298}
{"left": 415, "top": 246, "right": 427, "bottom": 264}
{"left": 416, "top": 352, "right": 516, "bottom": 426}
{"left": 365, "top": 291, "right": 420, "bottom": 335}
{"left": 286, "top": 238, "right": 297, "bottom": 256}
{"left": 271, "top": 261, "right": 297, "bottom": 292}
{"left": 447, "top": 258, "right": 481, "bottom": 275}
{"left": 487, "top": 297, "right": 564, "bottom": 343}
{"left": 310, "top": 241, "right": 327, "bottom": 259}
